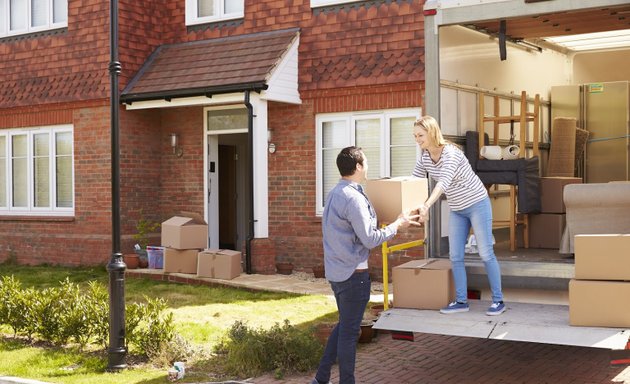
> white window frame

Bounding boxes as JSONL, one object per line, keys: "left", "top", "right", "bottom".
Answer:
{"left": 0, "top": 0, "right": 68, "bottom": 38}
{"left": 315, "top": 108, "right": 420, "bottom": 215}
{"left": 311, "top": 0, "right": 362, "bottom": 8}
{"left": 0, "top": 125, "right": 74, "bottom": 216}
{"left": 185, "top": 0, "right": 244, "bottom": 26}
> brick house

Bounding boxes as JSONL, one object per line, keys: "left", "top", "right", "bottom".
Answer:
{"left": 0, "top": 0, "right": 424, "bottom": 274}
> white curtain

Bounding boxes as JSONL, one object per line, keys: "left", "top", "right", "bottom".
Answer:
{"left": 33, "top": 133, "right": 50, "bottom": 207}
{"left": 390, "top": 116, "right": 417, "bottom": 177}
{"left": 11, "top": 135, "right": 27, "bottom": 207}
{"left": 55, "top": 131, "right": 72, "bottom": 208}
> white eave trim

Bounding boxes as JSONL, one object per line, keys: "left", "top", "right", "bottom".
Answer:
{"left": 124, "top": 93, "right": 250, "bottom": 110}
{"left": 261, "top": 33, "right": 302, "bottom": 105}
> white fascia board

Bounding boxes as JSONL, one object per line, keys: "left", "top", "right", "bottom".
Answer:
{"left": 123, "top": 93, "right": 246, "bottom": 110}
{"left": 261, "top": 33, "right": 302, "bottom": 105}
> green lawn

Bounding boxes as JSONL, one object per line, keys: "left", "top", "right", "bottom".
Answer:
{"left": 0, "top": 264, "right": 339, "bottom": 383}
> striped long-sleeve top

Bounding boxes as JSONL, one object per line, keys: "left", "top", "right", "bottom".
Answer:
{"left": 412, "top": 144, "right": 488, "bottom": 211}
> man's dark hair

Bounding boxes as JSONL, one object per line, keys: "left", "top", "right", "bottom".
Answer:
{"left": 336, "top": 146, "right": 364, "bottom": 176}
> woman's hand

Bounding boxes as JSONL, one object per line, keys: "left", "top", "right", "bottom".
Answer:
{"left": 418, "top": 203, "right": 430, "bottom": 222}
{"left": 395, "top": 211, "right": 423, "bottom": 229}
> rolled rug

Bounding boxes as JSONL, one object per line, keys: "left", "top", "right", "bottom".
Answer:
{"left": 480, "top": 145, "right": 503, "bottom": 160}
{"left": 502, "top": 145, "right": 520, "bottom": 159}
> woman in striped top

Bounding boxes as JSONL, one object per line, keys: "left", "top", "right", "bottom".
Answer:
{"left": 412, "top": 115, "right": 506, "bottom": 316}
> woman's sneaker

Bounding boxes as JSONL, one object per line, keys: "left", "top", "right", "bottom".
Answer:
{"left": 440, "top": 301, "right": 469, "bottom": 314}
{"left": 486, "top": 301, "right": 506, "bottom": 316}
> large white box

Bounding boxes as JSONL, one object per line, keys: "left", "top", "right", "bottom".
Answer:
{"left": 365, "top": 177, "right": 428, "bottom": 224}
{"left": 161, "top": 213, "right": 208, "bottom": 250}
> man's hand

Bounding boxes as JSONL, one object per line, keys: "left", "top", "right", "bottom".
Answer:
{"left": 395, "top": 211, "right": 422, "bottom": 229}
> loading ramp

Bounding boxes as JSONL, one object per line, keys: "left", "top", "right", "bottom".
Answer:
{"left": 373, "top": 300, "right": 630, "bottom": 350}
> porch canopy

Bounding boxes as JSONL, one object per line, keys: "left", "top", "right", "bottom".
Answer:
{"left": 120, "top": 28, "right": 301, "bottom": 109}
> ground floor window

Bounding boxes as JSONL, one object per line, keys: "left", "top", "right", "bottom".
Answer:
{"left": 315, "top": 108, "right": 420, "bottom": 214}
{"left": 0, "top": 124, "right": 73, "bottom": 216}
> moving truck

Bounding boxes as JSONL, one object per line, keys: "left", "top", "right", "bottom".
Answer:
{"left": 374, "top": 0, "right": 630, "bottom": 364}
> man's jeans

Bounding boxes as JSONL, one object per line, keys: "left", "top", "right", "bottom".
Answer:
{"left": 315, "top": 271, "right": 370, "bottom": 384}
{"left": 448, "top": 197, "right": 503, "bottom": 303}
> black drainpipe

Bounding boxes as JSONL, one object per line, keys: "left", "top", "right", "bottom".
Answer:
{"left": 244, "top": 91, "right": 254, "bottom": 274}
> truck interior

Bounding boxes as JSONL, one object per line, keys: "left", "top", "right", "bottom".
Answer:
{"left": 374, "top": 0, "right": 630, "bottom": 354}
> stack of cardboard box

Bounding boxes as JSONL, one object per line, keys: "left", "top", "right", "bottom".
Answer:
{"left": 161, "top": 214, "right": 208, "bottom": 274}
{"left": 569, "top": 234, "right": 630, "bottom": 327}
{"left": 526, "top": 177, "right": 581, "bottom": 248}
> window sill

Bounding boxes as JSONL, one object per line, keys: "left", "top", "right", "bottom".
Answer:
{"left": 0, "top": 215, "right": 75, "bottom": 222}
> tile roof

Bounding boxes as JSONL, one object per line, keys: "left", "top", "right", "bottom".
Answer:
{"left": 121, "top": 28, "right": 299, "bottom": 103}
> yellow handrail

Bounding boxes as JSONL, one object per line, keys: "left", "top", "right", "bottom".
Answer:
{"left": 381, "top": 235, "right": 424, "bottom": 311}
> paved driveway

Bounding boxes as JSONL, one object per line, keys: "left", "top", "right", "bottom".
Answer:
{"left": 255, "top": 331, "right": 630, "bottom": 384}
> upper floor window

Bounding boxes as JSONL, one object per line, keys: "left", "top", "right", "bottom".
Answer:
{"left": 0, "top": 125, "right": 74, "bottom": 216}
{"left": 186, "top": 0, "right": 244, "bottom": 26}
{"left": 315, "top": 109, "right": 420, "bottom": 215}
{"left": 311, "top": 0, "right": 361, "bottom": 7}
{"left": 0, "top": 0, "right": 68, "bottom": 38}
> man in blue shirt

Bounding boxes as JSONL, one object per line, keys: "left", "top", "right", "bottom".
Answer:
{"left": 312, "top": 146, "right": 419, "bottom": 384}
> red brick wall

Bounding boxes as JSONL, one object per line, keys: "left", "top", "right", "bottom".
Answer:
{"left": 267, "top": 81, "right": 424, "bottom": 278}
{"left": 153, "top": 0, "right": 424, "bottom": 92}
{"left": 0, "top": 0, "right": 427, "bottom": 271}
{"left": 0, "top": 102, "right": 115, "bottom": 266}
{"left": 158, "top": 107, "right": 206, "bottom": 217}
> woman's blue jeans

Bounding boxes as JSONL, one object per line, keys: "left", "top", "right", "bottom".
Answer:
{"left": 448, "top": 197, "right": 503, "bottom": 303}
{"left": 315, "top": 271, "right": 370, "bottom": 384}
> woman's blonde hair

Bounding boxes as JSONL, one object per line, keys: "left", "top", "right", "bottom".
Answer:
{"left": 414, "top": 115, "right": 447, "bottom": 147}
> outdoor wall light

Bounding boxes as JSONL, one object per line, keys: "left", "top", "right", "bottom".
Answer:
{"left": 170, "top": 133, "right": 183, "bottom": 157}
{"left": 267, "top": 129, "right": 276, "bottom": 154}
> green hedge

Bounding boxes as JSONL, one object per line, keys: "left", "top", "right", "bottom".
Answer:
{"left": 0, "top": 275, "right": 174, "bottom": 358}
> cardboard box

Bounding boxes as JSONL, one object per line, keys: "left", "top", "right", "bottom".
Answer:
{"left": 393, "top": 259, "right": 454, "bottom": 310}
{"left": 527, "top": 213, "right": 566, "bottom": 249}
{"left": 163, "top": 248, "right": 200, "bottom": 274}
{"left": 365, "top": 177, "right": 428, "bottom": 224}
{"left": 569, "top": 279, "right": 630, "bottom": 327}
{"left": 539, "top": 177, "right": 582, "bottom": 213}
{"left": 161, "top": 213, "right": 208, "bottom": 250}
{"left": 197, "top": 249, "right": 242, "bottom": 280}
{"left": 574, "top": 234, "right": 630, "bottom": 280}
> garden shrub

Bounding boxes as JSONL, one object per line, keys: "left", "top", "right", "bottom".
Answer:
{"left": 214, "top": 320, "right": 322, "bottom": 379}
{"left": 0, "top": 276, "right": 177, "bottom": 363}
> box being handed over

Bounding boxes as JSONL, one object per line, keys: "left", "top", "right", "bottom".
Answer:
{"left": 365, "top": 177, "right": 428, "bottom": 224}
